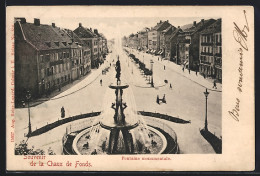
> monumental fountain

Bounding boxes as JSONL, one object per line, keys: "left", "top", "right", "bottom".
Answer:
{"left": 63, "top": 56, "right": 179, "bottom": 155}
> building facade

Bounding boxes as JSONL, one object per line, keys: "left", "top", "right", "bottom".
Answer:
{"left": 137, "top": 27, "right": 149, "bottom": 51}
{"left": 148, "top": 20, "right": 171, "bottom": 53}
{"left": 176, "top": 19, "right": 216, "bottom": 70}
{"left": 14, "top": 18, "right": 87, "bottom": 104}
{"left": 74, "top": 24, "right": 100, "bottom": 68}
{"left": 199, "top": 19, "right": 222, "bottom": 81}
{"left": 159, "top": 25, "right": 176, "bottom": 59}
{"left": 169, "top": 27, "right": 182, "bottom": 63}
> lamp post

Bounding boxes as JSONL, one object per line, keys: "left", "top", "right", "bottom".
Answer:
{"left": 26, "top": 90, "right": 32, "bottom": 136}
{"left": 203, "top": 89, "right": 209, "bottom": 131}
{"left": 150, "top": 60, "right": 154, "bottom": 87}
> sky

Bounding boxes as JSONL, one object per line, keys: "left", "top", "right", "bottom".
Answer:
{"left": 9, "top": 6, "right": 220, "bottom": 40}
{"left": 20, "top": 17, "right": 218, "bottom": 40}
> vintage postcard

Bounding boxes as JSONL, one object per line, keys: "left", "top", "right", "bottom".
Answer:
{"left": 6, "top": 6, "right": 254, "bottom": 171}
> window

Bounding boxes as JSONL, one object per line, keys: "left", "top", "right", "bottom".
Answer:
{"left": 46, "top": 68, "right": 50, "bottom": 76}
{"left": 55, "top": 53, "right": 59, "bottom": 60}
{"left": 41, "top": 69, "right": 45, "bottom": 78}
{"left": 45, "top": 54, "right": 50, "bottom": 62}
{"left": 56, "top": 65, "right": 59, "bottom": 73}
{"left": 51, "top": 66, "right": 54, "bottom": 75}
{"left": 59, "top": 52, "right": 63, "bottom": 60}
{"left": 39, "top": 55, "right": 43, "bottom": 62}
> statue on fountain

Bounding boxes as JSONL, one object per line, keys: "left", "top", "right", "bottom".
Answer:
{"left": 115, "top": 56, "right": 121, "bottom": 85}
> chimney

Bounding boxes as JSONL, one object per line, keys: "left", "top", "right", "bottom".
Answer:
{"left": 160, "top": 20, "right": 162, "bottom": 23}
{"left": 94, "top": 29, "right": 98, "bottom": 34}
{"left": 90, "top": 28, "right": 92, "bottom": 31}
{"left": 201, "top": 19, "right": 204, "bottom": 25}
{"left": 193, "top": 21, "right": 196, "bottom": 26}
{"left": 52, "top": 23, "right": 55, "bottom": 28}
{"left": 15, "top": 17, "right": 26, "bottom": 24}
{"left": 79, "top": 23, "right": 82, "bottom": 27}
{"left": 167, "top": 20, "right": 169, "bottom": 22}
{"left": 34, "top": 18, "right": 40, "bottom": 26}
{"left": 178, "top": 26, "right": 180, "bottom": 28}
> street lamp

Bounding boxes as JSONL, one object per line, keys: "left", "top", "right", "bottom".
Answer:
{"left": 26, "top": 90, "right": 32, "bottom": 136}
{"left": 150, "top": 60, "right": 154, "bottom": 87}
{"left": 203, "top": 88, "right": 210, "bottom": 131}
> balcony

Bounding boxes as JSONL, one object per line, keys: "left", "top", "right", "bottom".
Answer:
{"left": 200, "top": 52, "right": 213, "bottom": 56}
{"left": 50, "top": 60, "right": 64, "bottom": 66}
{"left": 201, "top": 42, "right": 213, "bottom": 46}
{"left": 200, "top": 60, "right": 211, "bottom": 65}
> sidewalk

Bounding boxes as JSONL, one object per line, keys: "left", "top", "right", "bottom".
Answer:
{"left": 127, "top": 48, "right": 222, "bottom": 92}
{"left": 18, "top": 54, "right": 113, "bottom": 108}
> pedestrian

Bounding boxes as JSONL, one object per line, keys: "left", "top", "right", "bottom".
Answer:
{"left": 156, "top": 95, "right": 160, "bottom": 104}
{"left": 196, "top": 70, "right": 198, "bottom": 75}
{"left": 164, "top": 65, "right": 166, "bottom": 70}
{"left": 203, "top": 73, "right": 206, "bottom": 79}
{"left": 61, "top": 106, "right": 65, "bottom": 118}
{"left": 163, "top": 94, "right": 166, "bottom": 103}
{"left": 189, "top": 68, "right": 190, "bottom": 74}
{"left": 170, "top": 83, "right": 172, "bottom": 89}
{"left": 213, "top": 79, "right": 217, "bottom": 89}
{"left": 100, "top": 79, "right": 102, "bottom": 86}
{"left": 158, "top": 57, "right": 159, "bottom": 61}
{"left": 182, "top": 67, "right": 184, "bottom": 72}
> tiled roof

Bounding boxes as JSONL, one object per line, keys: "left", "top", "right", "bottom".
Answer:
{"left": 73, "top": 26, "right": 97, "bottom": 38}
{"left": 162, "top": 25, "right": 176, "bottom": 35}
{"left": 182, "top": 19, "right": 217, "bottom": 34}
{"left": 169, "top": 28, "right": 182, "bottom": 40}
{"left": 139, "top": 27, "right": 150, "bottom": 34}
{"left": 201, "top": 19, "right": 221, "bottom": 34}
{"left": 99, "top": 33, "right": 107, "bottom": 40}
{"left": 15, "top": 21, "right": 74, "bottom": 50}
{"left": 153, "top": 21, "right": 171, "bottom": 31}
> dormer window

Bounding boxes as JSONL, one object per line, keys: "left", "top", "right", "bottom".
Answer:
{"left": 45, "top": 42, "right": 51, "bottom": 47}
{"left": 54, "top": 42, "right": 59, "bottom": 47}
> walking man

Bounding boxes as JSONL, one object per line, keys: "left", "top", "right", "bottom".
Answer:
{"left": 213, "top": 79, "right": 217, "bottom": 89}
{"left": 164, "top": 65, "right": 166, "bottom": 70}
{"left": 156, "top": 95, "right": 160, "bottom": 104}
{"left": 61, "top": 106, "right": 65, "bottom": 118}
{"left": 100, "top": 79, "right": 102, "bottom": 86}
{"left": 170, "top": 83, "right": 172, "bottom": 89}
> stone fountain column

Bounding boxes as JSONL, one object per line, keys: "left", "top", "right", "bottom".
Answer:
{"left": 100, "top": 57, "right": 139, "bottom": 154}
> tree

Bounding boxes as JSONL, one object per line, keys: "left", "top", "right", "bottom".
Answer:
{"left": 15, "top": 140, "right": 45, "bottom": 155}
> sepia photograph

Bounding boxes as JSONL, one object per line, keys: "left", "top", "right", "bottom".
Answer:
{"left": 13, "top": 16, "right": 222, "bottom": 155}
{"left": 6, "top": 6, "right": 254, "bottom": 171}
